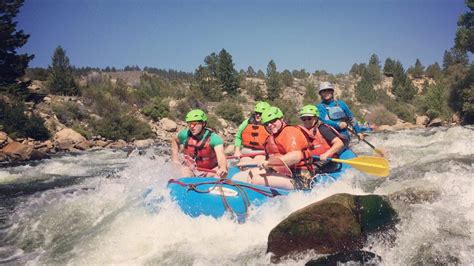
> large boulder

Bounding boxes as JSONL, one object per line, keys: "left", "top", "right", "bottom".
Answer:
{"left": 428, "top": 118, "right": 443, "bottom": 127}
{"left": 1, "top": 142, "right": 49, "bottom": 161}
{"left": 107, "top": 139, "right": 127, "bottom": 149}
{"left": 134, "top": 139, "right": 155, "bottom": 148}
{"left": 54, "top": 128, "right": 86, "bottom": 151}
{"left": 160, "top": 118, "right": 177, "bottom": 132}
{"left": 74, "top": 140, "right": 93, "bottom": 151}
{"left": 376, "top": 125, "right": 394, "bottom": 131}
{"left": 416, "top": 115, "right": 430, "bottom": 127}
{"left": 267, "top": 193, "right": 398, "bottom": 262}
{"left": 0, "top": 131, "right": 8, "bottom": 148}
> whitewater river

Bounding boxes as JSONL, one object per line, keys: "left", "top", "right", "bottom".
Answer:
{"left": 0, "top": 126, "right": 473, "bottom": 265}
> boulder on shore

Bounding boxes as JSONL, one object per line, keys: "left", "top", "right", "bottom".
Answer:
{"left": 54, "top": 128, "right": 86, "bottom": 151}
{"left": 416, "top": 115, "right": 430, "bottom": 127}
{"left": 267, "top": 193, "right": 398, "bottom": 262}
{"left": 1, "top": 141, "right": 49, "bottom": 161}
{"left": 428, "top": 118, "right": 443, "bottom": 127}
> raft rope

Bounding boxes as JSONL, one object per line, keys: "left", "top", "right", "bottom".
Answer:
{"left": 168, "top": 179, "right": 282, "bottom": 219}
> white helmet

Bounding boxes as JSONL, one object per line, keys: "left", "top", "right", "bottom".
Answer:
{"left": 319, "top": 81, "right": 334, "bottom": 93}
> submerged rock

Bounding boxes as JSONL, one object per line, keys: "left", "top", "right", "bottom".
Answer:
{"left": 267, "top": 193, "right": 398, "bottom": 262}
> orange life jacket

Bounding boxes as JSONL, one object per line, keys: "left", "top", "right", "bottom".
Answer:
{"left": 241, "top": 123, "right": 269, "bottom": 150}
{"left": 264, "top": 125, "right": 314, "bottom": 171}
{"left": 182, "top": 129, "right": 218, "bottom": 169}
{"left": 297, "top": 124, "right": 343, "bottom": 158}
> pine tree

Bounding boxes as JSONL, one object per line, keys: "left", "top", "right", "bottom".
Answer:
{"left": 266, "top": 60, "right": 281, "bottom": 101}
{"left": 355, "top": 69, "right": 376, "bottom": 103}
{"left": 303, "top": 82, "right": 319, "bottom": 105}
{"left": 392, "top": 61, "right": 416, "bottom": 102}
{"left": 443, "top": 48, "right": 468, "bottom": 70}
{"left": 349, "top": 63, "right": 366, "bottom": 76}
{"left": 246, "top": 66, "right": 256, "bottom": 77}
{"left": 281, "top": 70, "right": 293, "bottom": 87}
{"left": 383, "top": 58, "right": 396, "bottom": 77}
{"left": 0, "top": 0, "right": 34, "bottom": 99}
{"left": 407, "top": 59, "right": 425, "bottom": 79}
{"left": 367, "top": 53, "right": 382, "bottom": 83}
{"left": 47, "top": 46, "right": 80, "bottom": 95}
{"left": 421, "top": 82, "right": 450, "bottom": 119}
{"left": 349, "top": 63, "right": 359, "bottom": 76}
{"left": 455, "top": 0, "right": 474, "bottom": 54}
{"left": 217, "top": 49, "right": 239, "bottom": 96}
{"left": 195, "top": 65, "right": 221, "bottom": 101}
{"left": 425, "top": 62, "right": 441, "bottom": 79}
{"left": 204, "top": 53, "right": 219, "bottom": 78}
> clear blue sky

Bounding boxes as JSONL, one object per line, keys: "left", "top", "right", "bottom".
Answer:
{"left": 17, "top": 0, "right": 467, "bottom": 74}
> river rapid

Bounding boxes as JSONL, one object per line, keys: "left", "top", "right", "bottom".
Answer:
{"left": 0, "top": 126, "right": 473, "bottom": 265}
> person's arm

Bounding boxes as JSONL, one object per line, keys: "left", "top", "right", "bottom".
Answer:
{"left": 318, "top": 126, "right": 344, "bottom": 161}
{"left": 339, "top": 100, "right": 362, "bottom": 133}
{"left": 317, "top": 104, "right": 341, "bottom": 130}
{"left": 279, "top": 150, "right": 304, "bottom": 166}
{"left": 171, "top": 135, "right": 181, "bottom": 164}
{"left": 214, "top": 144, "right": 228, "bottom": 178}
{"left": 171, "top": 130, "right": 187, "bottom": 163}
{"left": 210, "top": 133, "right": 228, "bottom": 178}
{"left": 233, "top": 119, "right": 249, "bottom": 156}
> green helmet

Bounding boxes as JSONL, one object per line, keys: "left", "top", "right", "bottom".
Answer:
{"left": 185, "top": 109, "right": 207, "bottom": 122}
{"left": 254, "top": 101, "right": 271, "bottom": 113}
{"left": 299, "top": 105, "right": 319, "bottom": 117}
{"left": 261, "top": 106, "right": 284, "bottom": 124}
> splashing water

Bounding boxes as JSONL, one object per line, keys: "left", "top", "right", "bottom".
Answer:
{"left": 0, "top": 126, "right": 473, "bottom": 265}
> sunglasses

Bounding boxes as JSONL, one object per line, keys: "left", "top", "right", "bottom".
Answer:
{"left": 300, "top": 116, "right": 314, "bottom": 121}
{"left": 263, "top": 119, "right": 278, "bottom": 127}
{"left": 187, "top": 121, "right": 202, "bottom": 127}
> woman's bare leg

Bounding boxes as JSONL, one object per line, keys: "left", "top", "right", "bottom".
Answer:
{"left": 232, "top": 168, "right": 295, "bottom": 189}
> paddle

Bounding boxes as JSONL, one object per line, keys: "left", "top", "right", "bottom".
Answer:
{"left": 347, "top": 126, "right": 387, "bottom": 157}
{"left": 313, "top": 155, "right": 389, "bottom": 177}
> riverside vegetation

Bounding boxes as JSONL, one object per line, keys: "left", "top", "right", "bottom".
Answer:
{"left": 1, "top": 0, "right": 473, "bottom": 162}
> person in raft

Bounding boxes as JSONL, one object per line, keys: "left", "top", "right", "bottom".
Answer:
{"left": 233, "top": 106, "right": 318, "bottom": 190}
{"left": 297, "top": 104, "right": 346, "bottom": 173}
{"left": 170, "top": 109, "right": 228, "bottom": 178}
{"left": 233, "top": 101, "right": 271, "bottom": 158}
{"left": 316, "top": 81, "right": 364, "bottom": 142}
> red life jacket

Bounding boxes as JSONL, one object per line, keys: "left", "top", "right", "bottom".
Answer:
{"left": 182, "top": 129, "right": 218, "bottom": 169}
{"left": 297, "top": 124, "right": 342, "bottom": 158}
{"left": 241, "top": 120, "right": 269, "bottom": 150}
{"left": 264, "top": 125, "right": 314, "bottom": 171}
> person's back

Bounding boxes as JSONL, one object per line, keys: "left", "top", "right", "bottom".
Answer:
{"left": 234, "top": 101, "right": 270, "bottom": 157}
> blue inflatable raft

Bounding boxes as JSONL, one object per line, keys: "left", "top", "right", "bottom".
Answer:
{"left": 164, "top": 149, "right": 357, "bottom": 221}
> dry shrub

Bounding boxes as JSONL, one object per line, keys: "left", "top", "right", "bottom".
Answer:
{"left": 365, "top": 104, "right": 397, "bottom": 125}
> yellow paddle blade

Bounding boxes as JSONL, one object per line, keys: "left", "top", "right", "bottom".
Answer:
{"left": 331, "top": 156, "right": 390, "bottom": 177}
